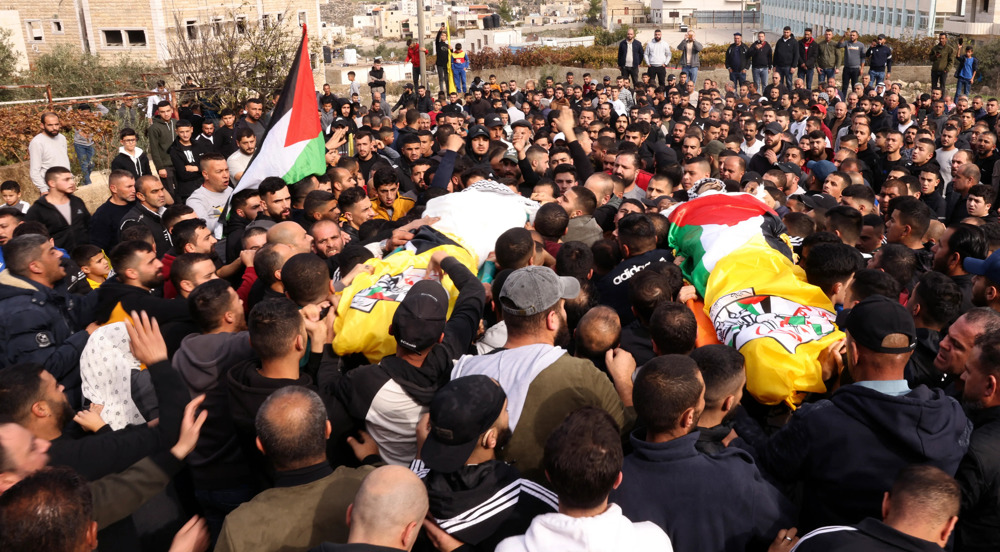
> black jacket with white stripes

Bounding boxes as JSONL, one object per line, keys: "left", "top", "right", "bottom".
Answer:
{"left": 792, "top": 518, "right": 943, "bottom": 552}
{"left": 410, "top": 459, "right": 557, "bottom": 551}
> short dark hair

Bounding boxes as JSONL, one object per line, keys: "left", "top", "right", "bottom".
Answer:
{"left": 628, "top": 271, "right": 673, "bottom": 325}
{"left": 170, "top": 218, "right": 208, "bottom": 252}
{"left": 248, "top": 299, "right": 303, "bottom": 360}
{"left": 162, "top": 204, "right": 195, "bottom": 232}
{"left": 304, "top": 190, "right": 336, "bottom": 219}
{"left": 120, "top": 223, "right": 154, "bottom": 245}
{"left": 188, "top": 278, "right": 235, "bottom": 333}
{"left": 555, "top": 241, "right": 594, "bottom": 281}
{"left": 254, "top": 243, "right": 289, "bottom": 288}
{"left": 891, "top": 197, "right": 932, "bottom": 239}
{"left": 0, "top": 363, "right": 44, "bottom": 425}
{"left": 231, "top": 188, "right": 260, "bottom": 213}
{"left": 543, "top": 407, "right": 622, "bottom": 509}
{"left": 534, "top": 203, "right": 569, "bottom": 241}
{"left": 259, "top": 176, "right": 288, "bottom": 199}
{"left": 617, "top": 214, "right": 657, "bottom": 254}
{"left": 873, "top": 244, "right": 918, "bottom": 291}
{"left": 803, "top": 243, "right": 864, "bottom": 296}
{"left": 825, "top": 205, "right": 863, "bottom": 245}
{"left": 912, "top": 272, "right": 962, "bottom": 328}
{"left": 889, "top": 465, "right": 960, "bottom": 526}
{"left": 1, "top": 180, "right": 21, "bottom": 194}
{"left": 108, "top": 239, "right": 155, "bottom": 275}
{"left": 282, "top": 253, "right": 331, "bottom": 306}
{"left": 373, "top": 167, "right": 399, "bottom": 190}
{"left": 495, "top": 227, "right": 535, "bottom": 270}
{"left": 337, "top": 186, "right": 368, "bottom": 214}
{"left": 568, "top": 186, "right": 597, "bottom": 215}
{"left": 689, "top": 345, "right": 746, "bottom": 408}
{"left": 0, "top": 467, "right": 94, "bottom": 552}
{"left": 946, "top": 223, "right": 987, "bottom": 264}
{"left": 70, "top": 244, "right": 103, "bottom": 268}
{"left": 848, "top": 269, "right": 901, "bottom": 303}
{"left": 649, "top": 302, "right": 697, "bottom": 355}
{"left": 633, "top": 355, "right": 704, "bottom": 434}
{"left": 169, "top": 252, "right": 215, "bottom": 294}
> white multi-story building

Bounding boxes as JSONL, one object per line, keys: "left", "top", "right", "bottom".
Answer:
{"left": 760, "top": 0, "right": 959, "bottom": 38}
{"left": 943, "top": 0, "right": 1000, "bottom": 40}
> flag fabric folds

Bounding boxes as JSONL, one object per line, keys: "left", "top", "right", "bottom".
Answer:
{"left": 669, "top": 193, "right": 844, "bottom": 408}
{"left": 234, "top": 25, "right": 326, "bottom": 194}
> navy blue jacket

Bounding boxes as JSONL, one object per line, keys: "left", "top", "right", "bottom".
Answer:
{"left": 618, "top": 39, "right": 644, "bottom": 69}
{"left": 612, "top": 431, "right": 794, "bottom": 552}
{"left": 866, "top": 43, "right": 893, "bottom": 71}
{"left": 0, "top": 273, "right": 96, "bottom": 405}
{"left": 757, "top": 384, "right": 971, "bottom": 532}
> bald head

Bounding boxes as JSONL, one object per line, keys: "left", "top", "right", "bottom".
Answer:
{"left": 349, "top": 466, "right": 429, "bottom": 551}
{"left": 574, "top": 306, "right": 622, "bottom": 362}
{"left": 585, "top": 172, "right": 615, "bottom": 206}
{"left": 255, "top": 386, "right": 329, "bottom": 471}
{"left": 267, "top": 221, "right": 314, "bottom": 255}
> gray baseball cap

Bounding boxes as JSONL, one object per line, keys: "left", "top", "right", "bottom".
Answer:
{"left": 499, "top": 266, "right": 580, "bottom": 316}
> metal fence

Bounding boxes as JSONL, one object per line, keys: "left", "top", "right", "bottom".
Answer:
{"left": 690, "top": 10, "right": 762, "bottom": 26}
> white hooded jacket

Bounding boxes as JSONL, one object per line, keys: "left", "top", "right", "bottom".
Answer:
{"left": 495, "top": 503, "right": 673, "bottom": 552}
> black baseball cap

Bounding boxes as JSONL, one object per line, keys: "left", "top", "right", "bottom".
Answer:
{"left": 468, "top": 125, "right": 489, "bottom": 140}
{"left": 762, "top": 122, "right": 783, "bottom": 135}
{"left": 485, "top": 114, "right": 504, "bottom": 128}
{"left": 421, "top": 375, "right": 507, "bottom": 473}
{"left": 801, "top": 192, "right": 838, "bottom": 211}
{"left": 775, "top": 161, "right": 803, "bottom": 178}
{"left": 391, "top": 280, "right": 449, "bottom": 353}
{"left": 838, "top": 295, "right": 916, "bottom": 354}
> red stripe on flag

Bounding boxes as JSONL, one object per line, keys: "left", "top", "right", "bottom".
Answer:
{"left": 285, "top": 25, "right": 322, "bottom": 148}
{"left": 668, "top": 193, "right": 777, "bottom": 227}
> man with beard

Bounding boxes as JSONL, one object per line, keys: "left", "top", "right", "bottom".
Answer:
{"left": 413, "top": 376, "right": 558, "bottom": 550}
{"left": 0, "top": 235, "right": 98, "bottom": 407}
{"left": 931, "top": 223, "right": 987, "bottom": 314}
{"left": 169, "top": 279, "right": 257, "bottom": 536}
{"left": 94, "top": 240, "right": 189, "bottom": 326}
{"left": 451, "top": 266, "right": 632, "bottom": 483}
{"left": 612, "top": 355, "right": 793, "bottom": 552}
{"left": 955, "top": 331, "right": 1000, "bottom": 551}
{"left": 331, "top": 251, "right": 484, "bottom": 466}
{"left": 28, "top": 112, "right": 71, "bottom": 194}
{"left": 256, "top": 177, "right": 293, "bottom": 223}
{"left": 748, "top": 122, "right": 787, "bottom": 175}
{"left": 965, "top": 248, "right": 1000, "bottom": 313}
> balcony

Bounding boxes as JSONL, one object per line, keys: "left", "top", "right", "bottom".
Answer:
{"left": 943, "top": 17, "right": 997, "bottom": 36}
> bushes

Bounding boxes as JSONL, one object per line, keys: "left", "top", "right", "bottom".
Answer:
{"left": 467, "top": 34, "right": 942, "bottom": 72}
{"left": 0, "top": 105, "right": 119, "bottom": 168}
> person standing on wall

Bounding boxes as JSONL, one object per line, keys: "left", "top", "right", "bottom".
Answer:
{"left": 644, "top": 29, "right": 670, "bottom": 88}
{"left": 618, "top": 28, "right": 644, "bottom": 87}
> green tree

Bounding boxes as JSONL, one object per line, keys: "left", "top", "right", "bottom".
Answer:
{"left": 498, "top": 0, "right": 515, "bottom": 22}
{"left": 31, "top": 46, "right": 153, "bottom": 97}
{"left": 587, "top": 0, "right": 602, "bottom": 24}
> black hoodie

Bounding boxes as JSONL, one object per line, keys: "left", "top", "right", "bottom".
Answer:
{"left": 758, "top": 384, "right": 971, "bottom": 532}
{"left": 94, "top": 280, "right": 190, "bottom": 326}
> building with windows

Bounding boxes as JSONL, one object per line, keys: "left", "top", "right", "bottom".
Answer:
{"left": 943, "top": 0, "right": 1000, "bottom": 40}
{"left": 5, "top": 0, "right": 321, "bottom": 66}
{"left": 760, "top": 0, "right": 958, "bottom": 38}
{"left": 602, "top": 0, "right": 648, "bottom": 29}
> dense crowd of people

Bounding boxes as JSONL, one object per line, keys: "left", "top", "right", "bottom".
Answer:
{"left": 3, "top": 24, "right": 1000, "bottom": 552}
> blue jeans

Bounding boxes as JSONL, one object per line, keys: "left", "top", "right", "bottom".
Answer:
{"left": 74, "top": 143, "right": 94, "bottom": 186}
{"left": 797, "top": 67, "right": 814, "bottom": 90}
{"left": 869, "top": 70, "right": 886, "bottom": 86}
{"left": 682, "top": 66, "right": 698, "bottom": 87}
{"left": 818, "top": 67, "right": 836, "bottom": 87}
{"left": 729, "top": 69, "right": 746, "bottom": 89}
{"left": 776, "top": 66, "right": 793, "bottom": 89}
{"left": 453, "top": 68, "right": 467, "bottom": 93}
{"left": 957, "top": 78, "right": 972, "bottom": 97}
{"left": 752, "top": 67, "right": 769, "bottom": 92}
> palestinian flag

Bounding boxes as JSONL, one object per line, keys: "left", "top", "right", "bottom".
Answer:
{"left": 234, "top": 25, "right": 325, "bottom": 194}
{"left": 667, "top": 193, "right": 791, "bottom": 296}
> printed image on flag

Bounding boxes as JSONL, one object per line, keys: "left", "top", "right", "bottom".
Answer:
{"left": 234, "top": 25, "right": 326, "bottom": 193}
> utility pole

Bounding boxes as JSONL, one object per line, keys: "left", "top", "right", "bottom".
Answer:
{"left": 417, "top": 0, "right": 427, "bottom": 88}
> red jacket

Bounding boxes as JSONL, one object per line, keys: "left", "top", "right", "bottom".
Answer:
{"left": 406, "top": 44, "right": 427, "bottom": 64}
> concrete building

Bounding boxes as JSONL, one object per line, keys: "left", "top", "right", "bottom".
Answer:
{"left": 450, "top": 5, "right": 493, "bottom": 29}
{"left": 943, "top": 0, "right": 1000, "bottom": 40}
{"left": 761, "top": 0, "right": 958, "bottom": 38}
{"left": 464, "top": 28, "right": 522, "bottom": 53}
{"left": 602, "top": 0, "right": 648, "bottom": 29}
{"left": 5, "top": 0, "right": 321, "bottom": 66}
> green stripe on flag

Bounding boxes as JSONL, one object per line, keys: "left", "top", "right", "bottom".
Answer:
{"left": 282, "top": 135, "right": 327, "bottom": 184}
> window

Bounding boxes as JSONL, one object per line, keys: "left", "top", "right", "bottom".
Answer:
{"left": 103, "top": 29, "right": 124, "bottom": 46}
{"left": 26, "top": 20, "right": 43, "bottom": 41}
{"left": 298, "top": 11, "right": 307, "bottom": 26}
{"left": 236, "top": 15, "right": 248, "bottom": 33}
{"left": 127, "top": 30, "right": 147, "bottom": 45}
{"left": 51, "top": 20, "right": 64, "bottom": 33}
{"left": 186, "top": 20, "right": 198, "bottom": 40}
{"left": 212, "top": 17, "right": 224, "bottom": 36}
